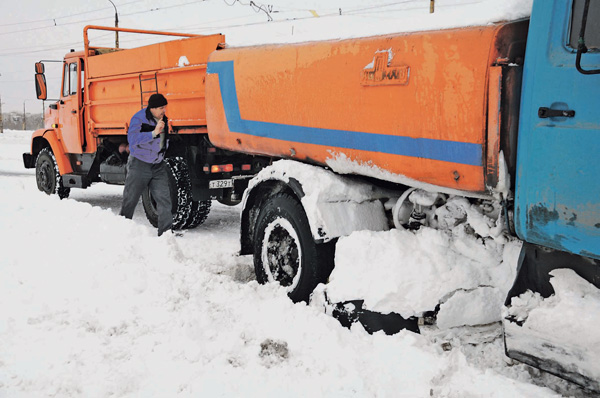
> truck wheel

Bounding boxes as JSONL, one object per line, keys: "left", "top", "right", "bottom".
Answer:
{"left": 35, "top": 147, "right": 70, "bottom": 199}
{"left": 253, "top": 193, "right": 334, "bottom": 303}
{"left": 184, "top": 200, "right": 212, "bottom": 229}
{"left": 142, "top": 157, "right": 192, "bottom": 230}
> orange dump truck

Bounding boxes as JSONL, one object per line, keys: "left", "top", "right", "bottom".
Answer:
{"left": 26, "top": 26, "right": 271, "bottom": 229}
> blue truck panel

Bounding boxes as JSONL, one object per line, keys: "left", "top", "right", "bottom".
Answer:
{"left": 515, "top": 0, "right": 600, "bottom": 260}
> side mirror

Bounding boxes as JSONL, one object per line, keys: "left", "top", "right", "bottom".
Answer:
{"left": 35, "top": 62, "right": 45, "bottom": 74}
{"left": 576, "top": 0, "right": 600, "bottom": 75}
{"left": 34, "top": 62, "right": 47, "bottom": 100}
{"left": 35, "top": 72, "right": 47, "bottom": 100}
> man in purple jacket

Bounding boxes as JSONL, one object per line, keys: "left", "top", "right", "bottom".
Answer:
{"left": 120, "top": 93, "right": 172, "bottom": 236}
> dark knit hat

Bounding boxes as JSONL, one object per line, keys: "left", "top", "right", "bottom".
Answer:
{"left": 148, "top": 93, "right": 168, "bottom": 109}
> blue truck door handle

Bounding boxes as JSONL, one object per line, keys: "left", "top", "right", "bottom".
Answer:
{"left": 538, "top": 107, "right": 575, "bottom": 118}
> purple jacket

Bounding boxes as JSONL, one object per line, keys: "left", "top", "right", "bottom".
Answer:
{"left": 127, "top": 108, "right": 168, "bottom": 164}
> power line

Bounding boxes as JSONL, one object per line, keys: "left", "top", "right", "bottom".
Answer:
{"left": 0, "top": 1, "right": 423, "bottom": 54}
{"left": 0, "top": 0, "right": 206, "bottom": 37}
{"left": 0, "top": 33, "right": 115, "bottom": 57}
{"left": 222, "top": 0, "right": 277, "bottom": 21}
{"left": 0, "top": 0, "right": 445, "bottom": 59}
{"left": 0, "top": 0, "right": 146, "bottom": 28}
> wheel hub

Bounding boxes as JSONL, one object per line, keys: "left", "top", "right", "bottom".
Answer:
{"left": 264, "top": 222, "right": 300, "bottom": 287}
{"left": 38, "top": 162, "right": 53, "bottom": 191}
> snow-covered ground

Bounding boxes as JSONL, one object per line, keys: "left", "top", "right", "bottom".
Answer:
{"left": 0, "top": 129, "right": 595, "bottom": 398}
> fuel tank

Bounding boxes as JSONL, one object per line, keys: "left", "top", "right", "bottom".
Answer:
{"left": 205, "top": 21, "right": 527, "bottom": 195}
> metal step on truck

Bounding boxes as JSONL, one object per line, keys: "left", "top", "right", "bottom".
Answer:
{"left": 25, "top": 0, "right": 599, "bottom": 391}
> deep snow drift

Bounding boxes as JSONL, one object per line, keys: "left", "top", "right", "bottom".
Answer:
{"left": 0, "top": 129, "right": 595, "bottom": 398}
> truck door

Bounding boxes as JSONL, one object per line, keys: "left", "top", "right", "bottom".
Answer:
{"left": 515, "top": 0, "right": 600, "bottom": 260}
{"left": 57, "top": 59, "right": 84, "bottom": 154}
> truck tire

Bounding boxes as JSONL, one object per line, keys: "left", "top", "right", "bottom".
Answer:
{"left": 142, "top": 157, "right": 192, "bottom": 230}
{"left": 253, "top": 193, "right": 335, "bottom": 303}
{"left": 35, "top": 147, "right": 70, "bottom": 199}
{"left": 184, "top": 200, "right": 212, "bottom": 229}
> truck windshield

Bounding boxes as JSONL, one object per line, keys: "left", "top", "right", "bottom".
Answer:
{"left": 570, "top": 0, "right": 600, "bottom": 51}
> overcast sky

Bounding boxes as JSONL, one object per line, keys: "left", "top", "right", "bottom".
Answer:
{"left": 0, "top": 0, "right": 299, "bottom": 113}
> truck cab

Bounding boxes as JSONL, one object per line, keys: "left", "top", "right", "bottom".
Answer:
{"left": 505, "top": 0, "right": 600, "bottom": 391}
{"left": 55, "top": 52, "right": 87, "bottom": 155}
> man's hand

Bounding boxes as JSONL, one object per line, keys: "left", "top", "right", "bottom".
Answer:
{"left": 153, "top": 120, "right": 165, "bottom": 138}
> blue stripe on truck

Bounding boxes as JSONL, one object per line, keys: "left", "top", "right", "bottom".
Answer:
{"left": 207, "top": 60, "right": 483, "bottom": 167}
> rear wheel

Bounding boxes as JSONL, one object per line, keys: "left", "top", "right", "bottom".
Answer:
{"left": 184, "top": 200, "right": 212, "bottom": 229}
{"left": 253, "top": 193, "right": 335, "bottom": 303}
{"left": 142, "top": 157, "right": 192, "bottom": 230}
{"left": 35, "top": 147, "right": 70, "bottom": 199}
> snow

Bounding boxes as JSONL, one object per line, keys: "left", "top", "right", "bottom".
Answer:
{"left": 505, "top": 269, "right": 600, "bottom": 384}
{"left": 324, "top": 201, "right": 520, "bottom": 318}
{"left": 518, "top": 269, "right": 600, "bottom": 346}
{"left": 0, "top": 130, "right": 593, "bottom": 398}
{"left": 247, "top": 159, "right": 392, "bottom": 241}
{"left": 327, "top": 152, "right": 493, "bottom": 200}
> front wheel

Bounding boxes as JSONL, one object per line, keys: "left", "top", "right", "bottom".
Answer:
{"left": 253, "top": 193, "right": 335, "bottom": 303}
{"left": 35, "top": 147, "right": 70, "bottom": 199}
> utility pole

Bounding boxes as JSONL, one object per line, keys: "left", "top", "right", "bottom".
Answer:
{"left": 0, "top": 73, "right": 3, "bottom": 133}
{"left": 0, "top": 93, "right": 3, "bottom": 134}
{"left": 108, "top": 0, "right": 119, "bottom": 48}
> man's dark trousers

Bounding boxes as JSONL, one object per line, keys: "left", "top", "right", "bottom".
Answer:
{"left": 120, "top": 156, "right": 173, "bottom": 236}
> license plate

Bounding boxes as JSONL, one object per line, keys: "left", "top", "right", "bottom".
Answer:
{"left": 209, "top": 179, "right": 233, "bottom": 189}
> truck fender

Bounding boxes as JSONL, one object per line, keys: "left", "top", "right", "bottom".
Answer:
{"left": 240, "top": 160, "right": 390, "bottom": 255}
{"left": 29, "top": 129, "right": 73, "bottom": 175}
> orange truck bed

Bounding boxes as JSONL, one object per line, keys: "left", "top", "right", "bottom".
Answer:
{"left": 205, "top": 21, "right": 526, "bottom": 194}
{"left": 83, "top": 27, "right": 224, "bottom": 143}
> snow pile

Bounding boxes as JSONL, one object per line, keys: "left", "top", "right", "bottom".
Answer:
{"left": 248, "top": 158, "right": 528, "bottom": 330}
{"left": 507, "top": 269, "right": 600, "bottom": 348}
{"left": 325, "top": 197, "right": 523, "bottom": 328}
{"left": 0, "top": 129, "right": 576, "bottom": 397}
{"left": 504, "top": 269, "right": 600, "bottom": 387}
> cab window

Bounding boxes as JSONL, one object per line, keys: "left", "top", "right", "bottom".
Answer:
{"left": 570, "top": 0, "right": 600, "bottom": 51}
{"left": 62, "top": 62, "right": 79, "bottom": 97}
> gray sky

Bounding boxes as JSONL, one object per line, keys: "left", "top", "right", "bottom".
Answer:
{"left": 0, "top": 0, "right": 273, "bottom": 113}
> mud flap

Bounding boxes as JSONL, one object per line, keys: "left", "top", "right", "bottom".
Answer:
{"left": 503, "top": 242, "right": 600, "bottom": 392}
{"left": 332, "top": 300, "right": 420, "bottom": 335}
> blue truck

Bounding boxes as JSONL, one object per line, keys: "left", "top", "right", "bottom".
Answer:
{"left": 503, "top": 0, "right": 600, "bottom": 391}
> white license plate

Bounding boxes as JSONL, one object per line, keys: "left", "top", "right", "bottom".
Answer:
{"left": 209, "top": 179, "right": 233, "bottom": 189}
